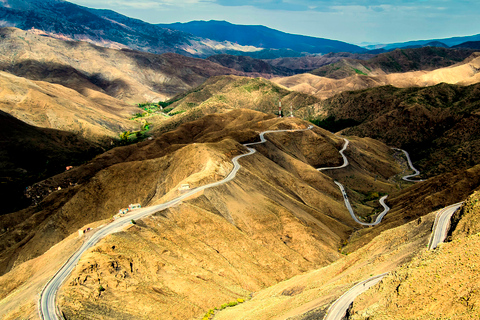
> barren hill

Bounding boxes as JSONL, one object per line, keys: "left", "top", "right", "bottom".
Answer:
{"left": 311, "top": 47, "right": 477, "bottom": 79}
{"left": 0, "top": 27, "right": 247, "bottom": 104}
{"left": 0, "top": 69, "right": 138, "bottom": 141}
{"left": 313, "top": 82, "right": 480, "bottom": 178}
{"left": 0, "top": 109, "right": 404, "bottom": 319}
{"left": 273, "top": 52, "right": 480, "bottom": 99}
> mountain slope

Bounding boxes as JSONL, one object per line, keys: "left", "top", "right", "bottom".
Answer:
{"left": 158, "top": 20, "right": 367, "bottom": 54}
{"left": 314, "top": 82, "right": 480, "bottom": 179}
{"left": 273, "top": 52, "right": 480, "bottom": 99}
{"left": 0, "top": 27, "right": 249, "bottom": 104}
{"left": 0, "top": 0, "right": 260, "bottom": 57}
{"left": 0, "top": 109, "right": 405, "bottom": 319}
{"left": 310, "top": 47, "right": 477, "bottom": 79}
{"left": 0, "top": 110, "right": 102, "bottom": 215}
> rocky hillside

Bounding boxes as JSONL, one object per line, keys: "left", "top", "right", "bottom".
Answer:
{"left": 0, "top": 0, "right": 261, "bottom": 58}
{"left": 310, "top": 47, "right": 477, "bottom": 79}
{"left": 273, "top": 52, "right": 480, "bottom": 100}
{"left": 0, "top": 27, "right": 248, "bottom": 104}
{"left": 144, "top": 75, "right": 322, "bottom": 137}
{"left": 313, "top": 82, "right": 480, "bottom": 178}
{"left": 206, "top": 54, "right": 295, "bottom": 76}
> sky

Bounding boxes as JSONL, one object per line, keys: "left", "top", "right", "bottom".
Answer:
{"left": 68, "top": 0, "right": 480, "bottom": 45}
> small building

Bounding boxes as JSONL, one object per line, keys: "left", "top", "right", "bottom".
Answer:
{"left": 129, "top": 203, "right": 141, "bottom": 210}
{"left": 178, "top": 184, "right": 190, "bottom": 191}
{"left": 118, "top": 208, "right": 129, "bottom": 214}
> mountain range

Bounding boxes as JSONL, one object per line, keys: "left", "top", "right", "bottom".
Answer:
{"left": 0, "top": 1, "right": 480, "bottom": 320}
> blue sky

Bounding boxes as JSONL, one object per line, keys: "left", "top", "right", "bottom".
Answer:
{"left": 69, "top": 0, "right": 480, "bottom": 45}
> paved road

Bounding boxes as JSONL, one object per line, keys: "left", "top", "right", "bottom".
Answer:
{"left": 392, "top": 148, "right": 424, "bottom": 182}
{"left": 429, "top": 202, "right": 463, "bottom": 250}
{"left": 335, "top": 181, "right": 390, "bottom": 226}
{"left": 39, "top": 125, "right": 313, "bottom": 320}
{"left": 317, "top": 138, "right": 349, "bottom": 171}
{"left": 324, "top": 201, "right": 464, "bottom": 320}
{"left": 316, "top": 136, "right": 389, "bottom": 226}
{"left": 324, "top": 273, "right": 389, "bottom": 320}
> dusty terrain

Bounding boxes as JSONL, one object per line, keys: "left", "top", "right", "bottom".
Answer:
{"left": 272, "top": 52, "right": 480, "bottom": 100}
{"left": 0, "top": 109, "right": 405, "bottom": 319}
{"left": 350, "top": 191, "right": 480, "bottom": 319}
{"left": 212, "top": 206, "right": 437, "bottom": 320}
{"left": 0, "top": 27, "right": 248, "bottom": 103}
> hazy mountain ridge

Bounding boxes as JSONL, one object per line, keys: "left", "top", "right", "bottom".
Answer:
{"left": 158, "top": 20, "right": 367, "bottom": 55}
{"left": 0, "top": 0, "right": 262, "bottom": 58}
{"left": 365, "top": 33, "right": 480, "bottom": 50}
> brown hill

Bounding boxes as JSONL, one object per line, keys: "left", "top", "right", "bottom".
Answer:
{"left": 0, "top": 69, "right": 138, "bottom": 142}
{"left": 145, "top": 75, "right": 322, "bottom": 136}
{"left": 0, "top": 27, "right": 246, "bottom": 104}
{"left": 267, "top": 52, "right": 377, "bottom": 73}
{"left": 272, "top": 52, "right": 480, "bottom": 100}
{"left": 0, "top": 109, "right": 404, "bottom": 319}
{"left": 350, "top": 191, "right": 480, "bottom": 320}
{"left": 311, "top": 47, "right": 477, "bottom": 79}
{"left": 314, "top": 82, "right": 480, "bottom": 178}
{"left": 0, "top": 110, "right": 102, "bottom": 215}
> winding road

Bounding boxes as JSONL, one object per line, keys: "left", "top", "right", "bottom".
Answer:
{"left": 317, "top": 136, "right": 390, "bottom": 226}
{"left": 393, "top": 148, "right": 424, "bottom": 182}
{"left": 324, "top": 273, "right": 389, "bottom": 320}
{"left": 317, "top": 138, "right": 349, "bottom": 171}
{"left": 335, "top": 181, "right": 390, "bottom": 226}
{"left": 324, "top": 201, "right": 464, "bottom": 320}
{"left": 39, "top": 125, "right": 313, "bottom": 320}
{"left": 429, "top": 202, "right": 463, "bottom": 250}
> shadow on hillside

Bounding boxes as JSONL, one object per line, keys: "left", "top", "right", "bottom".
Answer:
{"left": 0, "top": 60, "right": 131, "bottom": 98}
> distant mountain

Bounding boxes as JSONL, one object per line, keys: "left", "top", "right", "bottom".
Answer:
{"left": 453, "top": 41, "right": 480, "bottom": 49}
{"left": 0, "top": 0, "right": 262, "bottom": 58}
{"left": 206, "top": 54, "right": 295, "bottom": 76}
{"left": 311, "top": 47, "right": 478, "bottom": 79}
{"left": 366, "top": 33, "right": 480, "bottom": 51}
{"left": 158, "top": 20, "right": 368, "bottom": 54}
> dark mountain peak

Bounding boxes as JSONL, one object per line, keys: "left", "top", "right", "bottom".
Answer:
{"left": 158, "top": 20, "right": 367, "bottom": 54}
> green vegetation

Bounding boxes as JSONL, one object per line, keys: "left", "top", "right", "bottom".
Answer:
{"left": 353, "top": 68, "right": 367, "bottom": 76}
{"left": 98, "top": 285, "right": 105, "bottom": 292}
{"left": 131, "top": 219, "right": 136, "bottom": 225}
{"left": 202, "top": 297, "right": 247, "bottom": 319}
{"left": 169, "top": 110, "right": 186, "bottom": 116}
{"left": 130, "top": 100, "right": 179, "bottom": 120}
{"left": 309, "top": 115, "right": 360, "bottom": 132}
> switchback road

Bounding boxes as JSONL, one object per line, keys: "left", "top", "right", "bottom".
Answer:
{"left": 324, "top": 273, "right": 388, "bottom": 320}
{"left": 324, "top": 201, "right": 464, "bottom": 320}
{"left": 39, "top": 125, "right": 313, "bottom": 320}
{"left": 317, "top": 136, "right": 390, "bottom": 226}
{"left": 317, "top": 138, "right": 349, "bottom": 171}
{"left": 429, "top": 202, "right": 463, "bottom": 249}
{"left": 393, "top": 148, "right": 424, "bottom": 182}
{"left": 335, "top": 181, "right": 390, "bottom": 226}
